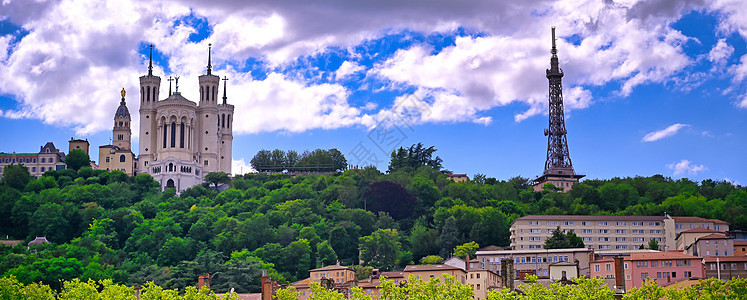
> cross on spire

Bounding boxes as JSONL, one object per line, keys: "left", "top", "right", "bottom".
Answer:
{"left": 167, "top": 76, "right": 174, "bottom": 96}
{"left": 148, "top": 44, "right": 154, "bottom": 76}
{"left": 222, "top": 76, "right": 229, "bottom": 104}
{"left": 174, "top": 76, "right": 180, "bottom": 94}
{"left": 207, "top": 43, "right": 213, "bottom": 75}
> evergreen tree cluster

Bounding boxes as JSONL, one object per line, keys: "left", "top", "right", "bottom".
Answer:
{"left": 250, "top": 149, "right": 347, "bottom": 172}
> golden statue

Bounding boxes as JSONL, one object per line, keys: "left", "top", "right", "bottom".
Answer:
{"left": 121, "top": 88, "right": 126, "bottom": 98}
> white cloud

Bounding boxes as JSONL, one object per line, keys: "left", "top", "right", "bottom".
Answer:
{"left": 642, "top": 123, "right": 689, "bottom": 142}
{"left": 232, "top": 158, "right": 256, "bottom": 176}
{"left": 472, "top": 116, "right": 492, "bottom": 126}
{"left": 738, "top": 94, "right": 747, "bottom": 109}
{"left": 667, "top": 159, "right": 706, "bottom": 176}
{"left": 708, "top": 39, "right": 734, "bottom": 65}
{"left": 0, "top": 0, "right": 741, "bottom": 136}
{"left": 731, "top": 54, "right": 747, "bottom": 83}
{"left": 335, "top": 61, "right": 364, "bottom": 80}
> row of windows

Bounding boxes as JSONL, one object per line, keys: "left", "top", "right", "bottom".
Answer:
{"left": 705, "top": 250, "right": 729, "bottom": 256}
{"left": 526, "top": 221, "right": 663, "bottom": 227}
{"left": 709, "top": 263, "right": 746, "bottom": 270}
{"left": 1, "top": 157, "right": 60, "bottom": 163}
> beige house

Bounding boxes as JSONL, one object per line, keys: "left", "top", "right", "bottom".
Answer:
{"left": 548, "top": 261, "right": 579, "bottom": 281}
{"left": 404, "top": 264, "right": 468, "bottom": 284}
{"left": 291, "top": 264, "right": 356, "bottom": 300}
{"left": 466, "top": 269, "right": 501, "bottom": 300}
{"left": 446, "top": 174, "right": 469, "bottom": 183}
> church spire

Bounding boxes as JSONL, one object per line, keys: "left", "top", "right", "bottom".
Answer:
{"left": 222, "top": 76, "right": 228, "bottom": 104}
{"left": 207, "top": 43, "right": 213, "bottom": 75}
{"left": 148, "top": 44, "right": 153, "bottom": 76}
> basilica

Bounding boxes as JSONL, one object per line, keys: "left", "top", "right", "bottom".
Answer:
{"left": 100, "top": 45, "right": 234, "bottom": 192}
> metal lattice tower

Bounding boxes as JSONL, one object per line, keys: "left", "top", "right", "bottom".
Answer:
{"left": 544, "top": 27, "right": 574, "bottom": 173}
{"left": 534, "top": 27, "right": 583, "bottom": 191}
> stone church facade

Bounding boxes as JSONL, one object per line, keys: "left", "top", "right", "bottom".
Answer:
{"left": 103, "top": 45, "right": 234, "bottom": 192}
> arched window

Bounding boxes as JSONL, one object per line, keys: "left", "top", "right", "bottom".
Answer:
{"left": 180, "top": 122, "right": 185, "bottom": 148}
{"left": 120, "top": 155, "right": 126, "bottom": 162}
{"left": 147, "top": 86, "right": 150, "bottom": 102}
{"left": 201, "top": 86, "right": 204, "bottom": 101}
{"left": 222, "top": 114, "right": 225, "bottom": 128}
{"left": 166, "top": 179, "right": 175, "bottom": 189}
{"left": 141, "top": 87, "right": 144, "bottom": 103}
{"left": 228, "top": 115, "right": 231, "bottom": 128}
{"left": 170, "top": 121, "right": 176, "bottom": 148}
{"left": 169, "top": 163, "right": 173, "bottom": 172}
{"left": 163, "top": 123, "right": 167, "bottom": 148}
{"left": 212, "top": 86, "right": 216, "bottom": 101}
{"left": 153, "top": 87, "right": 157, "bottom": 101}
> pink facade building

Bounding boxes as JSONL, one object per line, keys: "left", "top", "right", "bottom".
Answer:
{"left": 591, "top": 252, "right": 704, "bottom": 289}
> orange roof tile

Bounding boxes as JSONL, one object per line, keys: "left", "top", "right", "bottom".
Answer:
{"left": 679, "top": 228, "right": 723, "bottom": 234}
{"left": 404, "top": 264, "right": 465, "bottom": 272}
{"left": 697, "top": 233, "right": 731, "bottom": 240}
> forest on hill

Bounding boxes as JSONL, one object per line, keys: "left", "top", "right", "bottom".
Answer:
{"left": 0, "top": 144, "right": 745, "bottom": 293}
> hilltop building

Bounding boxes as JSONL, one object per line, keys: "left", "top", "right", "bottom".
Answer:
{"left": 135, "top": 44, "right": 234, "bottom": 192}
{"left": 0, "top": 142, "right": 68, "bottom": 177}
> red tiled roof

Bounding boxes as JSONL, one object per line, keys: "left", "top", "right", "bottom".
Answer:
{"left": 697, "top": 233, "right": 731, "bottom": 240}
{"left": 733, "top": 240, "right": 747, "bottom": 246}
{"left": 380, "top": 271, "right": 405, "bottom": 278}
{"left": 629, "top": 252, "right": 699, "bottom": 260}
{"left": 679, "top": 228, "right": 723, "bottom": 234}
{"left": 515, "top": 215, "right": 665, "bottom": 221}
{"left": 671, "top": 216, "right": 728, "bottom": 225}
{"left": 404, "top": 264, "right": 465, "bottom": 272}
{"left": 591, "top": 258, "right": 615, "bottom": 263}
{"left": 447, "top": 174, "right": 468, "bottom": 177}
{"left": 310, "top": 265, "right": 354, "bottom": 272}
{"left": 704, "top": 256, "right": 747, "bottom": 262}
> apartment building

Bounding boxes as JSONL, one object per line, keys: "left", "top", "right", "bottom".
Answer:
{"left": 511, "top": 214, "right": 729, "bottom": 252}
{"left": 684, "top": 233, "right": 733, "bottom": 257}
{"left": 475, "top": 247, "right": 593, "bottom": 278}
{"left": 704, "top": 256, "right": 747, "bottom": 280}
{"left": 590, "top": 252, "right": 704, "bottom": 289}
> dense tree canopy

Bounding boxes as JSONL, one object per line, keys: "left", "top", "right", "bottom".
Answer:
{"left": 64, "top": 149, "right": 90, "bottom": 171}
{"left": 388, "top": 143, "right": 444, "bottom": 173}
{"left": 0, "top": 150, "right": 744, "bottom": 294}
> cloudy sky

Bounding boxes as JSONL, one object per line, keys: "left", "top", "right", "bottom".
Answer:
{"left": 0, "top": 0, "right": 745, "bottom": 184}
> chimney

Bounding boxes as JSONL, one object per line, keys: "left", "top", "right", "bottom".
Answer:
{"left": 613, "top": 256, "right": 625, "bottom": 293}
{"left": 501, "top": 259, "right": 515, "bottom": 291}
{"left": 198, "top": 273, "right": 211, "bottom": 290}
{"left": 261, "top": 270, "right": 274, "bottom": 300}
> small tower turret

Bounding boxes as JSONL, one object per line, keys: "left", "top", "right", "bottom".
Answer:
{"left": 113, "top": 88, "right": 132, "bottom": 150}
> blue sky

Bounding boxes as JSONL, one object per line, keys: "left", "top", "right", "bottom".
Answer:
{"left": 0, "top": 0, "right": 745, "bottom": 185}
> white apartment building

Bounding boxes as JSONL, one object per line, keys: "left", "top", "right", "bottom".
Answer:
{"left": 510, "top": 214, "right": 729, "bottom": 252}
